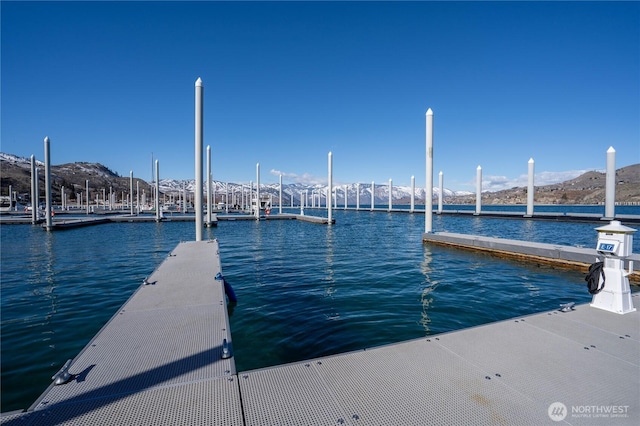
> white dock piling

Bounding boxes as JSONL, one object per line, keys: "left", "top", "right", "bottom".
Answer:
{"left": 225, "top": 183, "right": 229, "bottom": 214}
{"left": 30, "top": 156, "right": 36, "bottom": 224}
{"left": 425, "top": 108, "right": 433, "bottom": 233}
{"left": 526, "top": 158, "right": 534, "bottom": 217}
{"left": 388, "top": 179, "right": 392, "bottom": 211}
{"left": 255, "top": 163, "right": 260, "bottom": 219}
{"left": 207, "top": 146, "right": 212, "bottom": 224}
{"left": 155, "top": 160, "right": 161, "bottom": 221}
{"left": 410, "top": 175, "right": 415, "bottom": 213}
{"left": 371, "top": 181, "right": 374, "bottom": 211}
{"left": 438, "top": 171, "right": 444, "bottom": 214}
{"left": 61, "top": 186, "right": 65, "bottom": 211}
{"left": 136, "top": 182, "right": 140, "bottom": 215}
{"left": 328, "top": 152, "right": 332, "bottom": 224}
{"left": 35, "top": 168, "right": 39, "bottom": 218}
{"left": 605, "top": 146, "right": 616, "bottom": 219}
{"left": 279, "top": 174, "right": 283, "bottom": 214}
{"left": 129, "top": 171, "right": 133, "bottom": 215}
{"left": 438, "top": 171, "right": 443, "bottom": 214}
{"left": 86, "top": 179, "right": 90, "bottom": 215}
{"left": 44, "top": 137, "right": 52, "bottom": 231}
{"left": 475, "top": 166, "right": 482, "bottom": 215}
{"left": 195, "top": 77, "right": 204, "bottom": 241}
{"left": 344, "top": 185, "right": 347, "bottom": 210}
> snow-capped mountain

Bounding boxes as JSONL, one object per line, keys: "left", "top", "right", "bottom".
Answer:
{"left": 158, "top": 178, "right": 471, "bottom": 204}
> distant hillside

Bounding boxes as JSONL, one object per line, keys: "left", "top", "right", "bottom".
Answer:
{"left": 446, "top": 164, "right": 640, "bottom": 205}
{"left": 0, "top": 153, "right": 152, "bottom": 204}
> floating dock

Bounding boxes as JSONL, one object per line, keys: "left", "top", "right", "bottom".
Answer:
{"left": 0, "top": 213, "right": 335, "bottom": 228}
{"left": 423, "top": 231, "right": 640, "bottom": 283}
{"left": 3, "top": 239, "right": 638, "bottom": 425}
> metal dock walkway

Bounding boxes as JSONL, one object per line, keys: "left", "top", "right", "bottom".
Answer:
{"left": 1, "top": 240, "right": 240, "bottom": 425}
{"left": 3, "top": 242, "right": 638, "bottom": 425}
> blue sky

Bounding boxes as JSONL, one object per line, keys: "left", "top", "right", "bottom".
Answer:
{"left": 2, "top": 1, "right": 638, "bottom": 192}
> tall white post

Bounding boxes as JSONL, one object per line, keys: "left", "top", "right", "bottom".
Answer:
{"left": 475, "top": 165, "right": 482, "bottom": 215}
{"left": 30, "top": 156, "right": 37, "bottom": 224}
{"left": 155, "top": 160, "right": 161, "bottom": 221}
{"left": 371, "top": 181, "right": 374, "bottom": 211}
{"left": 438, "top": 171, "right": 443, "bottom": 214}
{"left": 279, "top": 174, "right": 283, "bottom": 214}
{"left": 255, "top": 163, "right": 260, "bottom": 219}
{"left": 343, "top": 185, "right": 347, "bottom": 210}
{"left": 526, "top": 158, "right": 535, "bottom": 217}
{"left": 86, "top": 179, "right": 90, "bottom": 215}
{"left": 136, "top": 181, "right": 140, "bottom": 214}
{"left": 605, "top": 146, "right": 616, "bottom": 219}
{"left": 388, "top": 178, "right": 392, "bottom": 211}
{"left": 35, "top": 168, "right": 40, "bottom": 217}
{"left": 425, "top": 108, "right": 434, "bottom": 233}
{"left": 61, "top": 185, "right": 65, "bottom": 211}
{"left": 213, "top": 181, "right": 216, "bottom": 210}
{"left": 195, "top": 77, "right": 204, "bottom": 240}
{"left": 207, "top": 145, "right": 212, "bottom": 224}
{"left": 44, "top": 137, "right": 53, "bottom": 230}
{"left": 8, "top": 185, "right": 12, "bottom": 209}
{"left": 328, "top": 152, "right": 333, "bottom": 224}
{"left": 410, "top": 175, "right": 415, "bottom": 213}
{"left": 129, "top": 171, "right": 133, "bottom": 215}
{"left": 225, "top": 183, "right": 229, "bottom": 214}
{"left": 356, "top": 183, "right": 360, "bottom": 210}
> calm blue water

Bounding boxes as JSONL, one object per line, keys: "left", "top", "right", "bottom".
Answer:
{"left": 1, "top": 207, "right": 639, "bottom": 412}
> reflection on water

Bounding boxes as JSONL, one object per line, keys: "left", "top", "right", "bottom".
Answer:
{"left": 419, "top": 246, "right": 437, "bottom": 333}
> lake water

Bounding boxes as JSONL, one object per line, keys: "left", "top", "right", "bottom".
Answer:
{"left": 1, "top": 206, "right": 639, "bottom": 412}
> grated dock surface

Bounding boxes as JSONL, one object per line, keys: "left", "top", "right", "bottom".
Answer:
{"left": 8, "top": 240, "right": 241, "bottom": 426}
